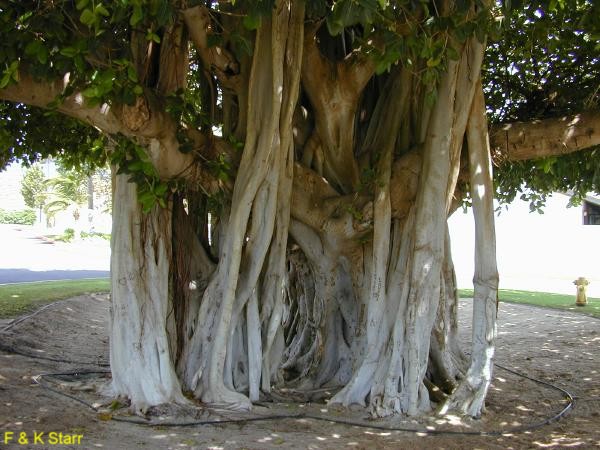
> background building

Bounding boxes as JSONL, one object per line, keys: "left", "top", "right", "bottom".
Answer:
{"left": 0, "top": 163, "right": 28, "bottom": 210}
{"left": 450, "top": 192, "right": 600, "bottom": 297}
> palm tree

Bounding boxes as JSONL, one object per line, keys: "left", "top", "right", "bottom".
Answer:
{"left": 44, "top": 169, "right": 88, "bottom": 222}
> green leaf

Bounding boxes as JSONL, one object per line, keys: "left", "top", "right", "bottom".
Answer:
{"left": 79, "top": 9, "right": 96, "bottom": 27}
{"left": 475, "top": 25, "right": 486, "bottom": 43}
{"left": 154, "top": 183, "right": 168, "bottom": 197}
{"left": 60, "top": 47, "right": 79, "bottom": 58}
{"left": 326, "top": 19, "right": 344, "bottom": 36}
{"left": 153, "top": 0, "right": 172, "bottom": 26}
{"left": 146, "top": 31, "right": 161, "bottom": 43}
{"left": 0, "top": 73, "right": 11, "bottom": 89}
{"left": 138, "top": 190, "right": 155, "bottom": 204}
{"left": 9, "top": 61, "right": 19, "bottom": 82}
{"left": 116, "top": 165, "right": 130, "bottom": 175}
{"left": 25, "top": 40, "right": 41, "bottom": 56}
{"left": 139, "top": 191, "right": 156, "bottom": 212}
{"left": 243, "top": 13, "right": 261, "bottom": 31}
{"left": 24, "top": 41, "right": 48, "bottom": 65}
{"left": 120, "top": 89, "right": 136, "bottom": 105}
{"left": 76, "top": 0, "right": 90, "bottom": 10}
{"left": 82, "top": 86, "right": 100, "bottom": 98}
{"left": 95, "top": 3, "right": 110, "bottom": 17}
{"left": 541, "top": 157, "right": 557, "bottom": 174}
{"left": 96, "top": 69, "right": 115, "bottom": 93}
{"left": 128, "top": 161, "right": 144, "bottom": 172}
{"left": 134, "top": 145, "right": 147, "bottom": 161}
{"left": 446, "top": 45, "right": 459, "bottom": 61}
{"left": 74, "top": 55, "right": 85, "bottom": 71}
{"left": 130, "top": 6, "right": 143, "bottom": 26}
{"left": 127, "top": 65, "right": 138, "bottom": 82}
{"left": 426, "top": 57, "right": 441, "bottom": 68}
{"left": 0, "top": 61, "right": 19, "bottom": 88}
{"left": 142, "top": 162, "right": 156, "bottom": 177}
{"left": 37, "top": 47, "right": 48, "bottom": 64}
{"left": 231, "top": 33, "right": 253, "bottom": 57}
{"left": 424, "top": 89, "right": 437, "bottom": 107}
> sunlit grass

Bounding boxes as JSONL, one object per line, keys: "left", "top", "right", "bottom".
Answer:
{"left": 459, "top": 288, "right": 600, "bottom": 318}
{"left": 0, "top": 278, "right": 110, "bottom": 318}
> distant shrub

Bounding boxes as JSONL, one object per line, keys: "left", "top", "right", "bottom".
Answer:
{"left": 55, "top": 227, "right": 76, "bottom": 242}
{"left": 80, "top": 231, "right": 111, "bottom": 240}
{"left": 0, "top": 209, "right": 36, "bottom": 225}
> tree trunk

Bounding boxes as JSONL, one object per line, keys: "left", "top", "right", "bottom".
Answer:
{"left": 3, "top": 0, "right": 508, "bottom": 421}
{"left": 428, "top": 227, "right": 467, "bottom": 395}
{"left": 87, "top": 176, "right": 94, "bottom": 210}
{"left": 109, "top": 172, "right": 185, "bottom": 414}
{"left": 324, "top": 36, "right": 489, "bottom": 417}
{"left": 178, "top": 0, "right": 304, "bottom": 410}
{"left": 106, "top": 29, "right": 497, "bottom": 420}
{"left": 440, "top": 78, "right": 499, "bottom": 416}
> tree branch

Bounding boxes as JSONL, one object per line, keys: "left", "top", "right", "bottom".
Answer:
{"left": 157, "top": 20, "right": 189, "bottom": 95}
{"left": 301, "top": 24, "right": 375, "bottom": 103}
{"left": 0, "top": 72, "right": 221, "bottom": 186}
{"left": 339, "top": 50, "right": 376, "bottom": 94}
{"left": 182, "top": 6, "right": 242, "bottom": 93}
{"left": 300, "top": 25, "right": 375, "bottom": 193}
{"left": 291, "top": 163, "right": 372, "bottom": 237}
{"left": 490, "top": 110, "right": 600, "bottom": 162}
{"left": 0, "top": 73, "right": 123, "bottom": 134}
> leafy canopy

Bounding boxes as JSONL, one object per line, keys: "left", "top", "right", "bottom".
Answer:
{"left": 484, "top": 0, "right": 600, "bottom": 209}
{"left": 0, "top": 0, "right": 598, "bottom": 210}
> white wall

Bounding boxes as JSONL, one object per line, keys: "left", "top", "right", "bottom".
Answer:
{"left": 449, "top": 192, "right": 600, "bottom": 297}
{"left": 0, "top": 164, "right": 27, "bottom": 210}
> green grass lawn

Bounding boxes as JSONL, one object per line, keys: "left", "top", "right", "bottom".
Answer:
{"left": 459, "top": 288, "right": 600, "bottom": 318}
{"left": 0, "top": 278, "right": 110, "bottom": 319}
{"left": 2, "top": 280, "right": 598, "bottom": 320}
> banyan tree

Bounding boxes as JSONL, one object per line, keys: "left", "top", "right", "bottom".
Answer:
{"left": 1, "top": 0, "right": 599, "bottom": 418}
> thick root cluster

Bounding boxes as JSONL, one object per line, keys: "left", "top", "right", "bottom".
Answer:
{"left": 107, "top": 1, "right": 498, "bottom": 420}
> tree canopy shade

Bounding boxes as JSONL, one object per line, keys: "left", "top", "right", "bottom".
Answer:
{"left": 0, "top": 0, "right": 599, "bottom": 418}
{"left": 483, "top": 0, "right": 600, "bottom": 208}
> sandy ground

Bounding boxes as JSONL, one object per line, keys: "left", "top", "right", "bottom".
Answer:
{"left": 0, "top": 295, "right": 599, "bottom": 450}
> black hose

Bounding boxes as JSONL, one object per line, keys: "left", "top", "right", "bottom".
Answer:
{"left": 0, "top": 342, "right": 109, "bottom": 367}
{"left": 0, "top": 303, "right": 57, "bottom": 334}
{"left": 3, "top": 302, "right": 576, "bottom": 436}
{"left": 33, "top": 364, "right": 575, "bottom": 436}
{"left": 35, "top": 371, "right": 110, "bottom": 411}
{"left": 0, "top": 299, "right": 110, "bottom": 367}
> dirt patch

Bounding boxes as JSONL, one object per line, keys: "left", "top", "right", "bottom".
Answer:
{"left": 1, "top": 295, "right": 599, "bottom": 449}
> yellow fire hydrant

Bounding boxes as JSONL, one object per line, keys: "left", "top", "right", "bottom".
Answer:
{"left": 573, "top": 277, "right": 590, "bottom": 306}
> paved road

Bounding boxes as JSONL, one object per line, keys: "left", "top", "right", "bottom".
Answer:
{"left": 0, "top": 224, "right": 110, "bottom": 284}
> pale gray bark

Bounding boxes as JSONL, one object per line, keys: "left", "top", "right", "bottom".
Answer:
{"left": 429, "top": 227, "right": 467, "bottom": 394}
{"left": 109, "top": 172, "right": 185, "bottom": 414}
{"left": 440, "top": 78, "right": 499, "bottom": 417}
{"left": 0, "top": 1, "right": 517, "bottom": 421}
{"left": 490, "top": 110, "right": 600, "bottom": 162}
{"left": 179, "top": 0, "right": 304, "bottom": 409}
